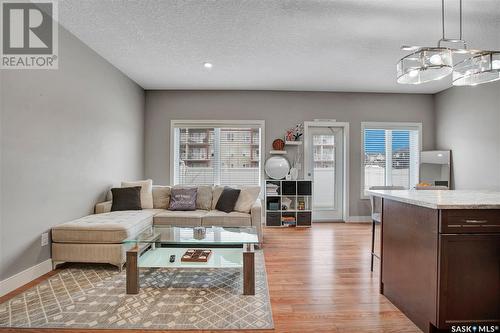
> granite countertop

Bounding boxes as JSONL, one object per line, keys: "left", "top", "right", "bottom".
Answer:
{"left": 366, "top": 190, "right": 500, "bottom": 209}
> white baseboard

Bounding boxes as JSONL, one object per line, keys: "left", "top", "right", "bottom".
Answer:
{"left": 312, "top": 216, "right": 372, "bottom": 223}
{"left": 346, "top": 216, "right": 372, "bottom": 223}
{"left": 313, "top": 218, "right": 345, "bottom": 222}
{"left": 0, "top": 259, "right": 53, "bottom": 297}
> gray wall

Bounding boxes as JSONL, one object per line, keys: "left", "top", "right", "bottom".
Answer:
{"left": 435, "top": 81, "right": 500, "bottom": 190}
{"left": 0, "top": 26, "right": 145, "bottom": 280}
{"left": 0, "top": 69, "right": 4, "bottom": 281}
{"left": 145, "top": 90, "right": 435, "bottom": 217}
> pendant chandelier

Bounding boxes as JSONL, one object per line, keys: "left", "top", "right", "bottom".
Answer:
{"left": 397, "top": 0, "right": 500, "bottom": 86}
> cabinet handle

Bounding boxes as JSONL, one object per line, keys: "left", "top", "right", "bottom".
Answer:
{"left": 464, "top": 219, "right": 488, "bottom": 224}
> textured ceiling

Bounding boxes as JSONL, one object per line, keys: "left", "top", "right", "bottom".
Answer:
{"left": 59, "top": 0, "right": 500, "bottom": 93}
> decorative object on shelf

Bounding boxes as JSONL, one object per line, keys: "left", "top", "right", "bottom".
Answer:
{"left": 285, "top": 140, "right": 302, "bottom": 146}
{"left": 297, "top": 199, "right": 306, "bottom": 211}
{"left": 264, "top": 156, "right": 290, "bottom": 180}
{"left": 285, "top": 124, "right": 304, "bottom": 141}
{"left": 269, "top": 202, "right": 280, "bottom": 210}
{"left": 272, "top": 138, "right": 285, "bottom": 150}
{"left": 289, "top": 143, "right": 302, "bottom": 180}
{"left": 266, "top": 182, "right": 279, "bottom": 196}
{"left": 397, "top": 0, "right": 500, "bottom": 87}
{"left": 281, "top": 196, "right": 292, "bottom": 210}
{"left": 281, "top": 216, "right": 296, "bottom": 227}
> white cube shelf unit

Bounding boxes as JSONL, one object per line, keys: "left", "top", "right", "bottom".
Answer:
{"left": 265, "top": 180, "right": 313, "bottom": 227}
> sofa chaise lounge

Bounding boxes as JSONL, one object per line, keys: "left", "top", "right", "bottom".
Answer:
{"left": 51, "top": 185, "right": 262, "bottom": 269}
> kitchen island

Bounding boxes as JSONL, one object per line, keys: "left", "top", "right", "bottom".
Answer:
{"left": 367, "top": 190, "right": 500, "bottom": 333}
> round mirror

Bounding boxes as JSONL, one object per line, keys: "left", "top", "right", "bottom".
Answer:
{"left": 265, "top": 156, "right": 290, "bottom": 180}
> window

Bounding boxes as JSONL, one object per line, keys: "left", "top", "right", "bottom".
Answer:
{"left": 171, "top": 121, "right": 264, "bottom": 186}
{"left": 361, "top": 122, "right": 421, "bottom": 197}
{"left": 313, "top": 135, "right": 335, "bottom": 169}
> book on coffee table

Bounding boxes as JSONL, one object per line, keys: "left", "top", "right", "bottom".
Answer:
{"left": 181, "top": 249, "right": 212, "bottom": 262}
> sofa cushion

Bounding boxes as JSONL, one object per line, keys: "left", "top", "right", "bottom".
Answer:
{"left": 172, "top": 185, "right": 213, "bottom": 210}
{"left": 51, "top": 210, "right": 156, "bottom": 244}
{"left": 152, "top": 185, "right": 171, "bottom": 209}
{"left": 122, "top": 179, "right": 154, "bottom": 209}
{"left": 143, "top": 209, "right": 167, "bottom": 214}
{"left": 196, "top": 186, "right": 213, "bottom": 210}
{"left": 169, "top": 187, "right": 197, "bottom": 211}
{"left": 202, "top": 210, "right": 252, "bottom": 227}
{"left": 211, "top": 185, "right": 225, "bottom": 210}
{"left": 234, "top": 186, "right": 261, "bottom": 213}
{"left": 154, "top": 210, "right": 208, "bottom": 226}
{"left": 111, "top": 186, "right": 142, "bottom": 211}
{"left": 215, "top": 187, "right": 241, "bottom": 213}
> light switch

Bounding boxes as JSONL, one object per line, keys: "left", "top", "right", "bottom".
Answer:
{"left": 41, "top": 232, "right": 49, "bottom": 247}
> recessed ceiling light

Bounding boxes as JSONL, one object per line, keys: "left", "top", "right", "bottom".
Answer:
{"left": 203, "top": 62, "right": 213, "bottom": 69}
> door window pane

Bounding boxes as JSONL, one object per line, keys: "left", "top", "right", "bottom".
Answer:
{"left": 313, "top": 134, "right": 336, "bottom": 209}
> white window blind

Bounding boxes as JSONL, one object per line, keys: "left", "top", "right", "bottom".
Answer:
{"left": 172, "top": 121, "right": 262, "bottom": 186}
{"left": 362, "top": 123, "right": 421, "bottom": 196}
{"left": 176, "top": 128, "right": 216, "bottom": 185}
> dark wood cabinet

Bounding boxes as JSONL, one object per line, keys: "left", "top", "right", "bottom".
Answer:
{"left": 381, "top": 199, "right": 500, "bottom": 333}
{"left": 438, "top": 234, "right": 500, "bottom": 328}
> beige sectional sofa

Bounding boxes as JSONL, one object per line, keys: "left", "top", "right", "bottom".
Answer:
{"left": 51, "top": 185, "right": 262, "bottom": 269}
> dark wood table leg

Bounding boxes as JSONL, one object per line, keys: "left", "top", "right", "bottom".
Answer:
{"left": 126, "top": 246, "right": 139, "bottom": 294}
{"left": 243, "top": 243, "right": 255, "bottom": 295}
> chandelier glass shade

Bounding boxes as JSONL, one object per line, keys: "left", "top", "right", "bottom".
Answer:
{"left": 397, "top": 48, "right": 453, "bottom": 84}
{"left": 452, "top": 51, "right": 500, "bottom": 86}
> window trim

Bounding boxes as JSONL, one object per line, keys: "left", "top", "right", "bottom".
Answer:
{"left": 360, "top": 122, "right": 422, "bottom": 199}
{"left": 170, "top": 120, "right": 265, "bottom": 186}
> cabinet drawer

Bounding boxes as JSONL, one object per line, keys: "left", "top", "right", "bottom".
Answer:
{"left": 266, "top": 212, "right": 281, "bottom": 227}
{"left": 296, "top": 211, "right": 312, "bottom": 227}
{"left": 440, "top": 210, "right": 500, "bottom": 233}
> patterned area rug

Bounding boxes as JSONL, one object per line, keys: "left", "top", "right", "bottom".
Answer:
{"left": 0, "top": 251, "right": 273, "bottom": 330}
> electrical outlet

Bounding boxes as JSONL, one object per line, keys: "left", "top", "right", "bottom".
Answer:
{"left": 41, "top": 232, "right": 49, "bottom": 247}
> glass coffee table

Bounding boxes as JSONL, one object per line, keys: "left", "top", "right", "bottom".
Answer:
{"left": 122, "top": 226, "right": 259, "bottom": 295}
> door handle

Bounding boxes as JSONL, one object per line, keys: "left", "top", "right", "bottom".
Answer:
{"left": 463, "top": 219, "right": 488, "bottom": 224}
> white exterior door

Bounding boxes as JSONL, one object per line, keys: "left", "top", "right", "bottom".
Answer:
{"left": 304, "top": 124, "right": 345, "bottom": 221}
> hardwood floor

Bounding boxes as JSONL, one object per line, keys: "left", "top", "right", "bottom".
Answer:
{"left": 0, "top": 223, "right": 421, "bottom": 333}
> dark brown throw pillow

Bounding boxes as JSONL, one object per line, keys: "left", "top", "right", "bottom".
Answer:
{"left": 215, "top": 187, "right": 241, "bottom": 213}
{"left": 111, "top": 186, "right": 142, "bottom": 211}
